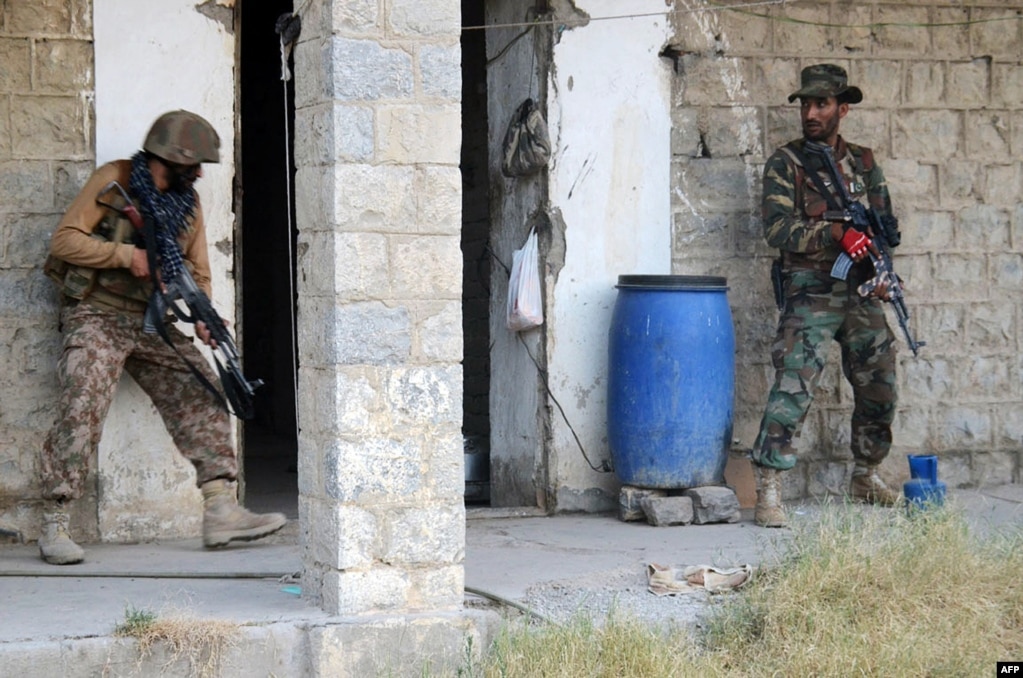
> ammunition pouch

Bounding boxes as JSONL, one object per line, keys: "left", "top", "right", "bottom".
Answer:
{"left": 44, "top": 193, "right": 152, "bottom": 311}
{"left": 44, "top": 254, "right": 97, "bottom": 301}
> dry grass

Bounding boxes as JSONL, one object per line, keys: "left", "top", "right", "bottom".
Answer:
{"left": 454, "top": 501, "right": 1023, "bottom": 678}
{"left": 463, "top": 611, "right": 704, "bottom": 678}
{"left": 703, "top": 501, "right": 1023, "bottom": 676}
{"left": 113, "top": 605, "right": 239, "bottom": 678}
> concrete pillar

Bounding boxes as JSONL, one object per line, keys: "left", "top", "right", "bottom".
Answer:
{"left": 293, "top": 0, "right": 464, "bottom": 614}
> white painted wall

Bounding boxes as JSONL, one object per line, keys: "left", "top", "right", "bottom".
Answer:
{"left": 546, "top": 0, "right": 673, "bottom": 508}
{"left": 92, "top": 0, "right": 236, "bottom": 540}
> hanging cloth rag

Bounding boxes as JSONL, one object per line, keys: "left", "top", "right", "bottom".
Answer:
{"left": 501, "top": 98, "right": 551, "bottom": 177}
{"left": 275, "top": 13, "right": 302, "bottom": 81}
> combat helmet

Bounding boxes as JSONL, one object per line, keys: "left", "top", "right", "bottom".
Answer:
{"left": 143, "top": 110, "right": 221, "bottom": 164}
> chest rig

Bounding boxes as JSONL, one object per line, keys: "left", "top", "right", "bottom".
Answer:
{"left": 44, "top": 186, "right": 184, "bottom": 313}
{"left": 781, "top": 140, "right": 875, "bottom": 220}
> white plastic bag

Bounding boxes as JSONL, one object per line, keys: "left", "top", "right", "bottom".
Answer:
{"left": 506, "top": 228, "right": 544, "bottom": 332}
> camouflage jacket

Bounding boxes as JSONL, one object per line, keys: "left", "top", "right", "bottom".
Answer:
{"left": 762, "top": 136, "right": 894, "bottom": 269}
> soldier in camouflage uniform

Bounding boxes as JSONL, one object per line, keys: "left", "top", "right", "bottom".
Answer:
{"left": 38, "top": 110, "right": 286, "bottom": 564}
{"left": 752, "top": 65, "right": 901, "bottom": 528}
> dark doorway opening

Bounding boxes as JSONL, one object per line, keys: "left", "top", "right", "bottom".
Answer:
{"left": 237, "top": 0, "right": 298, "bottom": 518}
{"left": 461, "top": 0, "right": 492, "bottom": 506}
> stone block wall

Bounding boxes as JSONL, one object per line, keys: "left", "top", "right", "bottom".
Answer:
{"left": 668, "top": 1, "right": 1022, "bottom": 497}
{"left": 0, "top": 1, "right": 97, "bottom": 534}
{"left": 293, "top": 0, "right": 466, "bottom": 614}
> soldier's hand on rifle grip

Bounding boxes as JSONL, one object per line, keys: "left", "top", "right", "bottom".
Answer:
{"left": 196, "top": 320, "right": 218, "bottom": 349}
{"left": 873, "top": 277, "right": 891, "bottom": 302}
{"left": 832, "top": 221, "right": 872, "bottom": 262}
{"left": 130, "top": 247, "right": 150, "bottom": 279}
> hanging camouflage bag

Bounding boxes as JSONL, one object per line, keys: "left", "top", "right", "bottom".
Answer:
{"left": 501, "top": 98, "right": 551, "bottom": 177}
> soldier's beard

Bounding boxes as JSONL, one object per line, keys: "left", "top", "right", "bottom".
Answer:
{"left": 167, "top": 168, "right": 198, "bottom": 194}
{"left": 803, "top": 114, "right": 840, "bottom": 143}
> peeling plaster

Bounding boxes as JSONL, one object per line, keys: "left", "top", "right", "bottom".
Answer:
{"left": 214, "top": 238, "right": 232, "bottom": 257}
{"left": 678, "top": 0, "right": 730, "bottom": 54}
{"left": 196, "top": 0, "right": 234, "bottom": 34}
{"left": 546, "top": 206, "right": 568, "bottom": 286}
{"left": 550, "top": 0, "right": 591, "bottom": 34}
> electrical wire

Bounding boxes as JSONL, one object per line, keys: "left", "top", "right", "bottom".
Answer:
{"left": 465, "top": 585, "right": 559, "bottom": 625}
{"left": 0, "top": 569, "right": 297, "bottom": 579}
{"left": 731, "top": 5, "right": 1023, "bottom": 29}
{"left": 516, "top": 333, "right": 610, "bottom": 474}
{"left": 488, "top": 243, "right": 610, "bottom": 475}
{"left": 282, "top": 67, "right": 299, "bottom": 439}
{"left": 466, "top": 0, "right": 1021, "bottom": 34}
{"left": 464, "top": 0, "right": 788, "bottom": 31}
{"left": 274, "top": 16, "right": 301, "bottom": 441}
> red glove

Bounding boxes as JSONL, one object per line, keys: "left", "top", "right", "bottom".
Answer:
{"left": 838, "top": 227, "right": 871, "bottom": 258}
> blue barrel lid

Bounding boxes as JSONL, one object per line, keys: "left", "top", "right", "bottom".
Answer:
{"left": 616, "top": 274, "right": 728, "bottom": 290}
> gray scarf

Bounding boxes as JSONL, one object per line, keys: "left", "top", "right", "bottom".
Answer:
{"left": 128, "top": 151, "right": 196, "bottom": 282}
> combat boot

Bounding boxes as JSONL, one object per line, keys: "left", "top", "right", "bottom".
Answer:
{"left": 39, "top": 500, "right": 85, "bottom": 565}
{"left": 201, "top": 479, "right": 287, "bottom": 548}
{"left": 849, "top": 465, "right": 899, "bottom": 506}
{"left": 754, "top": 466, "right": 787, "bottom": 528}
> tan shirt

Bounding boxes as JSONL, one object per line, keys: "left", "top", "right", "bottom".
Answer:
{"left": 50, "top": 159, "right": 213, "bottom": 297}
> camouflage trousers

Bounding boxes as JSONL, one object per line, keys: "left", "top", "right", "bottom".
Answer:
{"left": 41, "top": 301, "right": 237, "bottom": 501}
{"left": 753, "top": 269, "right": 897, "bottom": 471}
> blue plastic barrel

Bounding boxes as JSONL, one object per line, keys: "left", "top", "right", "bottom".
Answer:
{"left": 607, "top": 275, "right": 735, "bottom": 489}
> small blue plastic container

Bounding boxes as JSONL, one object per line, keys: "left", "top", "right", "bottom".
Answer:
{"left": 904, "top": 454, "right": 946, "bottom": 510}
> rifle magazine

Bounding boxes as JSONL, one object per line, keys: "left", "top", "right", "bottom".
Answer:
{"left": 830, "top": 254, "right": 854, "bottom": 281}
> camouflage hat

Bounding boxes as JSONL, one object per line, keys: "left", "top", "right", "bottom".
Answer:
{"left": 143, "top": 110, "right": 221, "bottom": 164}
{"left": 787, "top": 64, "right": 863, "bottom": 104}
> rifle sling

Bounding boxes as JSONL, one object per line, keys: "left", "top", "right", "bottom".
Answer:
{"left": 785, "top": 142, "right": 845, "bottom": 212}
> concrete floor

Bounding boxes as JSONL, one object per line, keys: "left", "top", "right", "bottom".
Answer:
{"left": 0, "top": 484, "right": 1020, "bottom": 676}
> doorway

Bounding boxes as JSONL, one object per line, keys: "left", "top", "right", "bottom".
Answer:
{"left": 237, "top": 0, "right": 299, "bottom": 517}
{"left": 236, "top": 0, "right": 498, "bottom": 512}
{"left": 461, "top": 0, "right": 493, "bottom": 505}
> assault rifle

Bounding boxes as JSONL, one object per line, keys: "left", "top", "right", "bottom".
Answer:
{"left": 802, "top": 141, "right": 925, "bottom": 357}
{"left": 143, "top": 265, "right": 264, "bottom": 419}
{"left": 97, "top": 181, "right": 264, "bottom": 418}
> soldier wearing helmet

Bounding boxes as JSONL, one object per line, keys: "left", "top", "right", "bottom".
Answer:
{"left": 143, "top": 110, "right": 220, "bottom": 193}
{"left": 145, "top": 109, "right": 222, "bottom": 164}
{"left": 38, "top": 110, "right": 285, "bottom": 565}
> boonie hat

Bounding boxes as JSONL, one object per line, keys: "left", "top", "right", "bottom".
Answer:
{"left": 788, "top": 64, "right": 863, "bottom": 104}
